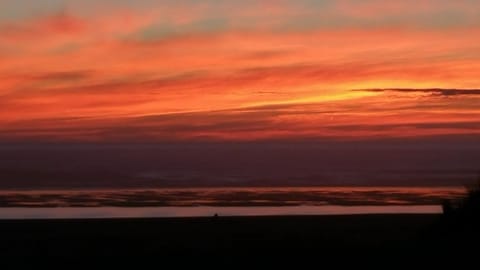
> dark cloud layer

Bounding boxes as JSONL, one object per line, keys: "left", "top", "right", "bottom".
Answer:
{"left": 32, "top": 70, "right": 92, "bottom": 81}
{"left": 354, "top": 88, "right": 480, "bottom": 96}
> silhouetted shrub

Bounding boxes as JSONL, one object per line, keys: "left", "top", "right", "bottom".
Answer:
{"left": 442, "top": 174, "right": 480, "bottom": 222}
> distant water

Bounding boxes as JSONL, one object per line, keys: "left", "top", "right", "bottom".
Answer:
{"left": 0, "top": 187, "right": 464, "bottom": 219}
{"left": 0, "top": 205, "right": 443, "bottom": 219}
{"left": 0, "top": 186, "right": 465, "bottom": 207}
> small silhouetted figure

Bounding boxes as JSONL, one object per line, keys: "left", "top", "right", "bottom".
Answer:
{"left": 213, "top": 213, "right": 219, "bottom": 218}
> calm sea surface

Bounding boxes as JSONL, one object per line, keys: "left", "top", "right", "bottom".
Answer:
{"left": 0, "top": 187, "right": 464, "bottom": 219}
{"left": 0, "top": 205, "right": 443, "bottom": 219}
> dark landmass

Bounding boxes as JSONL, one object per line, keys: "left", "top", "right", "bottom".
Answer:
{"left": 1, "top": 214, "right": 478, "bottom": 265}
{"left": 0, "top": 215, "right": 434, "bottom": 259}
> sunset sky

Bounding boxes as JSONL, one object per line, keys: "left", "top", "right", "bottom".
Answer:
{"left": 1, "top": 0, "right": 480, "bottom": 142}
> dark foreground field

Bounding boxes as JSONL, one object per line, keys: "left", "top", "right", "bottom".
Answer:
{"left": 0, "top": 214, "right": 478, "bottom": 266}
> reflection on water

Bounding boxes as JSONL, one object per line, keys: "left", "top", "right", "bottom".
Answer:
{"left": 0, "top": 186, "right": 465, "bottom": 207}
{"left": 0, "top": 205, "right": 442, "bottom": 219}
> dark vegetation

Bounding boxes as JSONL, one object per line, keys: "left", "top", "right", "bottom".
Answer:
{"left": 444, "top": 175, "right": 480, "bottom": 217}
{"left": 431, "top": 176, "right": 480, "bottom": 251}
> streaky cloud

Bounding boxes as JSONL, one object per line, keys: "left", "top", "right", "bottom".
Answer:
{"left": 353, "top": 88, "right": 480, "bottom": 96}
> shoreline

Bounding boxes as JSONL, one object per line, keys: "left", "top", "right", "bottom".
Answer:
{"left": 0, "top": 205, "right": 443, "bottom": 219}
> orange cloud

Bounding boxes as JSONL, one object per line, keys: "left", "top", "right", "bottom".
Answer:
{"left": 1, "top": 88, "right": 479, "bottom": 142}
{"left": 1, "top": 3, "right": 480, "bottom": 142}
